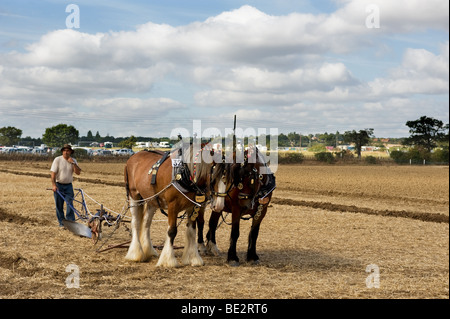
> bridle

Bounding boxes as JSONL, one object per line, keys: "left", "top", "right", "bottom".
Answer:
{"left": 210, "top": 159, "right": 234, "bottom": 201}
{"left": 210, "top": 149, "right": 274, "bottom": 209}
{"left": 235, "top": 165, "right": 263, "bottom": 207}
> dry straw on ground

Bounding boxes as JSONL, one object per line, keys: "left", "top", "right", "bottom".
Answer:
{"left": 0, "top": 160, "right": 448, "bottom": 299}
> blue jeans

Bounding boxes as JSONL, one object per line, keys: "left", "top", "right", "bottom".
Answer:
{"left": 54, "top": 183, "right": 76, "bottom": 226}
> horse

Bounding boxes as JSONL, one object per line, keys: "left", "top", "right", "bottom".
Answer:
{"left": 124, "top": 145, "right": 222, "bottom": 267}
{"left": 197, "top": 147, "right": 276, "bottom": 266}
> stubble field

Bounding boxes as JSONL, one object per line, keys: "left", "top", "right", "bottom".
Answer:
{"left": 0, "top": 159, "right": 448, "bottom": 299}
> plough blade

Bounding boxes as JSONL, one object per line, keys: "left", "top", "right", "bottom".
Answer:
{"left": 63, "top": 220, "right": 92, "bottom": 238}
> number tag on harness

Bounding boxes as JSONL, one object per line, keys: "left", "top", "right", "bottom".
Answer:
{"left": 172, "top": 159, "right": 182, "bottom": 167}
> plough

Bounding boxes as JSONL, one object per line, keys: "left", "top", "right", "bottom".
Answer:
{"left": 49, "top": 188, "right": 131, "bottom": 251}
{"left": 48, "top": 188, "right": 184, "bottom": 253}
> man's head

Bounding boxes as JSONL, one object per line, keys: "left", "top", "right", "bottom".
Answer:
{"left": 61, "top": 144, "right": 74, "bottom": 158}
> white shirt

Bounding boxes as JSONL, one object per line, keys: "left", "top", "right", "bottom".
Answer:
{"left": 50, "top": 155, "right": 77, "bottom": 184}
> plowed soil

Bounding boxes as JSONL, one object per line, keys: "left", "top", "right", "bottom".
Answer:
{"left": 0, "top": 160, "right": 448, "bottom": 299}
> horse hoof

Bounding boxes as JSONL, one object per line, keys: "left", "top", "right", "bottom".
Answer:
{"left": 250, "top": 260, "right": 260, "bottom": 266}
{"left": 198, "top": 244, "right": 207, "bottom": 256}
{"left": 207, "top": 246, "right": 220, "bottom": 256}
{"left": 228, "top": 260, "right": 240, "bottom": 267}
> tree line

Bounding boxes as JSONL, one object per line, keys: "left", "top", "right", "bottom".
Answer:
{"left": 1, "top": 116, "right": 448, "bottom": 162}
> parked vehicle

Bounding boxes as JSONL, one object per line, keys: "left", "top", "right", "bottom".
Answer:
{"left": 32, "top": 148, "right": 49, "bottom": 155}
{"left": 1, "top": 147, "right": 18, "bottom": 153}
{"left": 136, "top": 142, "right": 154, "bottom": 148}
{"left": 94, "top": 149, "right": 113, "bottom": 156}
{"left": 114, "top": 148, "right": 135, "bottom": 156}
{"left": 15, "top": 147, "right": 32, "bottom": 153}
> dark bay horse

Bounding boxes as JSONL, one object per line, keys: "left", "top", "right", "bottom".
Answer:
{"left": 197, "top": 148, "right": 276, "bottom": 266}
{"left": 124, "top": 145, "right": 221, "bottom": 267}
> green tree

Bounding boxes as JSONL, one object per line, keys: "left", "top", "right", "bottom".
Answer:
{"left": 0, "top": 126, "right": 22, "bottom": 146}
{"left": 277, "top": 133, "right": 290, "bottom": 147}
{"left": 287, "top": 132, "right": 300, "bottom": 147}
{"left": 309, "top": 143, "right": 326, "bottom": 153}
{"left": 42, "top": 124, "right": 79, "bottom": 147}
{"left": 118, "top": 135, "right": 137, "bottom": 149}
{"left": 343, "top": 128, "right": 374, "bottom": 159}
{"left": 404, "top": 116, "right": 447, "bottom": 152}
{"left": 318, "top": 132, "right": 337, "bottom": 147}
{"left": 314, "top": 151, "right": 334, "bottom": 163}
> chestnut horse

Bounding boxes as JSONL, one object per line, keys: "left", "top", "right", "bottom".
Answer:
{"left": 124, "top": 145, "right": 221, "bottom": 267}
{"left": 197, "top": 148, "right": 276, "bottom": 266}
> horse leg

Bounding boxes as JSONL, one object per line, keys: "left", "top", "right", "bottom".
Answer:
{"left": 196, "top": 207, "right": 207, "bottom": 255}
{"left": 205, "top": 211, "right": 221, "bottom": 256}
{"left": 247, "top": 207, "right": 267, "bottom": 265}
{"left": 156, "top": 205, "right": 179, "bottom": 267}
{"left": 125, "top": 198, "right": 145, "bottom": 262}
{"left": 140, "top": 204, "right": 158, "bottom": 261}
{"left": 227, "top": 209, "right": 240, "bottom": 266}
{"left": 182, "top": 208, "right": 204, "bottom": 266}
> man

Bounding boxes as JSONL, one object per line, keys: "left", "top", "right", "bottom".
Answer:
{"left": 50, "top": 144, "right": 82, "bottom": 227}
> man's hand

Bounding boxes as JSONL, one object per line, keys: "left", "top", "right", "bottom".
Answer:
{"left": 51, "top": 171, "right": 58, "bottom": 192}
{"left": 69, "top": 158, "right": 81, "bottom": 175}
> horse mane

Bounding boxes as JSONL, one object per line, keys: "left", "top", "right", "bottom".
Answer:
{"left": 253, "top": 146, "right": 272, "bottom": 175}
{"left": 181, "top": 144, "right": 213, "bottom": 185}
{"left": 212, "top": 162, "right": 233, "bottom": 184}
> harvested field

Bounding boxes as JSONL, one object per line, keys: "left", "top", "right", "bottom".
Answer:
{"left": 0, "top": 159, "right": 448, "bottom": 299}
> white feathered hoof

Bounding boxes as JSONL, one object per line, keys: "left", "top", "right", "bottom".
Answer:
{"left": 141, "top": 244, "right": 159, "bottom": 261}
{"left": 182, "top": 251, "right": 204, "bottom": 267}
{"left": 206, "top": 241, "right": 220, "bottom": 256}
{"left": 198, "top": 243, "right": 207, "bottom": 256}
{"left": 156, "top": 255, "right": 179, "bottom": 268}
{"left": 125, "top": 236, "right": 148, "bottom": 262}
{"left": 125, "top": 245, "right": 145, "bottom": 262}
{"left": 156, "top": 237, "right": 179, "bottom": 268}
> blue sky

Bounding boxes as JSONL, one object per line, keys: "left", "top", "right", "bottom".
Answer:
{"left": 0, "top": 1, "right": 336, "bottom": 50}
{"left": 0, "top": 0, "right": 448, "bottom": 139}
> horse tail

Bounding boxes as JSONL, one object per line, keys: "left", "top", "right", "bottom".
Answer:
{"left": 124, "top": 164, "right": 130, "bottom": 199}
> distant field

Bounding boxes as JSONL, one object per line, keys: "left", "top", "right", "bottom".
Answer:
{"left": 0, "top": 160, "right": 448, "bottom": 299}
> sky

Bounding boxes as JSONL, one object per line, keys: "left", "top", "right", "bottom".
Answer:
{"left": 0, "top": 0, "right": 448, "bottom": 139}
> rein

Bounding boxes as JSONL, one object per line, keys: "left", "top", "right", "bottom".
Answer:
{"left": 211, "top": 148, "right": 276, "bottom": 225}
{"left": 212, "top": 157, "right": 272, "bottom": 209}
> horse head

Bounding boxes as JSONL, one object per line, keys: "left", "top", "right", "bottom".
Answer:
{"left": 233, "top": 150, "right": 264, "bottom": 209}
{"left": 209, "top": 152, "right": 231, "bottom": 212}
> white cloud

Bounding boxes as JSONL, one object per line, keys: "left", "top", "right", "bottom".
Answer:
{"left": 0, "top": 3, "right": 448, "bottom": 138}
{"left": 335, "top": 0, "right": 449, "bottom": 32}
{"left": 194, "top": 62, "right": 358, "bottom": 93}
{"left": 368, "top": 42, "right": 449, "bottom": 96}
